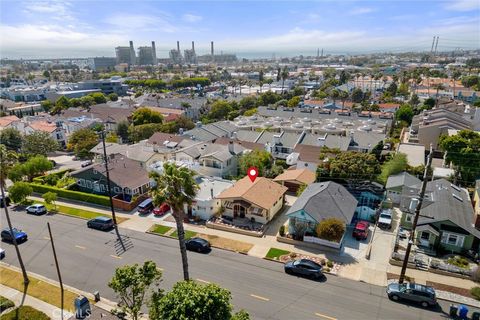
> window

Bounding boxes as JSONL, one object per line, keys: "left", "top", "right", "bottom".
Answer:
{"left": 441, "top": 232, "right": 465, "bottom": 247}
{"left": 86, "top": 180, "right": 93, "bottom": 189}
{"left": 100, "top": 184, "right": 105, "bottom": 192}
{"left": 420, "top": 231, "right": 429, "bottom": 240}
{"left": 77, "top": 179, "right": 85, "bottom": 187}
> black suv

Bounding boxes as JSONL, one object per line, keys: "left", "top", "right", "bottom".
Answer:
{"left": 87, "top": 217, "right": 114, "bottom": 231}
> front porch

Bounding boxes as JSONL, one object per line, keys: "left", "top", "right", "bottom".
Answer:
{"left": 222, "top": 200, "right": 268, "bottom": 224}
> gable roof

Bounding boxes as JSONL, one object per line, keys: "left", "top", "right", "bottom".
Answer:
{"left": 29, "top": 121, "right": 57, "bottom": 133}
{"left": 386, "top": 172, "right": 422, "bottom": 189}
{"left": 292, "top": 144, "right": 323, "bottom": 164}
{"left": 213, "top": 137, "right": 265, "bottom": 152}
{"left": 273, "top": 169, "right": 316, "bottom": 185}
{"left": 0, "top": 115, "right": 20, "bottom": 127}
{"left": 286, "top": 181, "right": 358, "bottom": 223}
{"left": 147, "top": 132, "right": 185, "bottom": 146}
{"left": 216, "top": 176, "right": 288, "bottom": 209}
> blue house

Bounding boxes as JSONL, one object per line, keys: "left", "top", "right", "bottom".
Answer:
{"left": 286, "top": 181, "right": 358, "bottom": 238}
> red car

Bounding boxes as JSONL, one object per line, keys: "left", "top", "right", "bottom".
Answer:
{"left": 352, "top": 221, "right": 369, "bottom": 240}
{"left": 153, "top": 203, "right": 170, "bottom": 216}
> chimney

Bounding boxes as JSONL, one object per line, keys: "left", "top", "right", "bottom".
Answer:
{"left": 151, "top": 41, "right": 157, "bottom": 65}
{"left": 177, "top": 41, "right": 180, "bottom": 53}
{"left": 231, "top": 131, "right": 237, "bottom": 139}
{"left": 210, "top": 188, "right": 214, "bottom": 199}
{"left": 228, "top": 140, "right": 234, "bottom": 154}
{"left": 129, "top": 41, "right": 136, "bottom": 65}
{"left": 211, "top": 41, "right": 214, "bottom": 56}
{"left": 317, "top": 133, "right": 327, "bottom": 147}
{"left": 273, "top": 134, "right": 281, "bottom": 145}
{"left": 179, "top": 128, "right": 184, "bottom": 135}
{"left": 192, "top": 41, "right": 195, "bottom": 52}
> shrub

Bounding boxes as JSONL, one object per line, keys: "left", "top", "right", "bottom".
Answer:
{"left": 471, "top": 287, "right": 480, "bottom": 300}
{"left": 30, "top": 183, "right": 110, "bottom": 207}
{"left": 8, "top": 182, "right": 33, "bottom": 204}
{"left": 324, "top": 267, "right": 330, "bottom": 273}
{"left": 315, "top": 218, "right": 346, "bottom": 242}
{"left": 0, "top": 296, "right": 15, "bottom": 312}
{"left": 320, "top": 259, "right": 326, "bottom": 266}
{"left": 447, "top": 256, "right": 470, "bottom": 269}
{"left": 289, "top": 252, "right": 297, "bottom": 259}
{"left": 279, "top": 225, "right": 285, "bottom": 237}
{"left": 327, "top": 261, "right": 334, "bottom": 268}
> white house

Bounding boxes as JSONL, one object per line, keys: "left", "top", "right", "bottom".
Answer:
{"left": 185, "top": 177, "right": 234, "bottom": 220}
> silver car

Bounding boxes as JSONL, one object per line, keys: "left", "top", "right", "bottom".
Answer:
{"left": 386, "top": 282, "right": 437, "bottom": 308}
{"left": 26, "top": 204, "right": 47, "bottom": 215}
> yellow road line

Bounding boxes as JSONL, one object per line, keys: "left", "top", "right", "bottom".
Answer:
{"left": 250, "top": 294, "right": 270, "bottom": 301}
{"left": 75, "top": 245, "right": 86, "bottom": 250}
{"left": 110, "top": 255, "right": 122, "bottom": 259}
{"left": 315, "top": 312, "right": 337, "bottom": 320}
{"left": 196, "top": 278, "right": 210, "bottom": 284}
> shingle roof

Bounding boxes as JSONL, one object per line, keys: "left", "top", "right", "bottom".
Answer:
{"left": 300, "top": 133, "right": 351, "bottom": 151}
{"left": 29, "top": 121, "right": 57, "bottom": 133}
{"left": 214, "top": 137, "right": 265, "bottom": 152}
{"left": 216, "top": 176, "right": 288, "bottom": 209}
{"left": 0, "top": 115, "right": 20, "bottom": 127}
{"left": 286, "top": 181, "right": 358, "bottom": 224}
{"left": 273, "top": 169, "right": 316, "bottom": 185}
{"left": 386, "top": 172, "right": 422, "bottom": 189}
{"left": 292, "top": 144, "right": 323, "bottom": 164}
{"left": 147, "top": 132, "right": 185, "bottom": 145}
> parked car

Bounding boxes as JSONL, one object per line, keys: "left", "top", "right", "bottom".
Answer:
{"left": 138, "top": 198, "right": 154, "bottom": 214}
{"left": 352, "top": 221, "right": 369, "bottom": 240}
{"left": 185, "top": 237, "right": 211, "bottom": 253}
{"left": 386, "top": 282, "right": 437, "bottom": 308}
{"left": 81, "top": 160, "right": 93, "bottom": 167}
{"left": 153, "top": 203, "right": 170, "bottom": 216}
{"left": 26, "top": 204, "right": 47, "bottom": 215}
{"left": 1, "top": 228, "right": 28, "bottom": 243}
{"left": 284, "top": 259, "right": 323, "bottom": 279}
{"left": 0, "top": 194, "right": 10, "bottom": 208}
{"left": 0, "top": 248, "right": 5, "bottom": 259}
{"left": 378, "top": 209, "right": 392, "bottom": 230}
{"left": 87, "top": 216, "right": 114, "bottom": 231}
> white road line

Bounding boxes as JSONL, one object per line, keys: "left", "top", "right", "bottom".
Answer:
{"left": 250, "top": 294, "right": 270, "bottom": 301}
{"left": 315, "top": 312, "right": 337, "bottom": 320}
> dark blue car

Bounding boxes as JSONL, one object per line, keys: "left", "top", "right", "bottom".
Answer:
{"left": 1, "top": 228, "right": 28, "bottom": 243}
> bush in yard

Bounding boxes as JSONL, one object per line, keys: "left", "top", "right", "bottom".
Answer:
{"left": 320, "top": 259, "right": 326, "bottom": 266}
{"left": 30, "top": 183, "right": 110, "bottom": 207}
{"left": 279, "top": 225, "right": 285, "bottom": 237}
{"left": 42, "top": 192, "right": 57, "bottom": 211}
{"left": 327, "top": 261, "right": 334, "bottom": 268}
{"left": 315, "top": 218, "right": 346, "bottom": 242}
{"left": 471, "top": 287, "right": 480, "bottom": 300}
{"left": 8, "top": 182, "right": 33, "bottom": 204}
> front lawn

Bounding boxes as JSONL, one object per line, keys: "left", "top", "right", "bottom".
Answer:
{"left": 39, "top": 202, "right": 128, "bottom": 224}
{"left": 170, "top": 229, "right": 197, "bottom": 240}
{"left": 0, "top": 306, "right": 50, "bottom": 320}
{"left": 150, "top": 225, "right": 173, "bottom": 235}
{"left": 0, "top": 296, "right": 14, "bottom": 313}
{"left": 265, "top": 248, "right": 290, "bottom": 260}
{"left": 197, "top": 234, "right": 253, "bottom": 254}
{"left": 0, "top": 266, "right": 80, "bottom": 313}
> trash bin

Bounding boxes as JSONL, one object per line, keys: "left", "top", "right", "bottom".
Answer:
{"left": 74, "top": 295, "right": 91, "bottom": 319}
{"left": 93, "top": 291, "right": 100, "bottom": 302}
{"left": 472, "top": 311, "right": 480, "bottom": 320}
{"left": 459, "top": 305, "right": 469, "bottom": 320}
{"left": 450, "top": 304, "right": 458, "bottom": 317}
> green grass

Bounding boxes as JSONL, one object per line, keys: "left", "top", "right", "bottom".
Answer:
{"left": 0, "top": 296, "right": 15, "bottom": 313}
{"left": 37, "top": 202, "right": 128, "bottom": 224}
{"left": 0, "top": 306, "right": 50, "bottom": 320}
{"left": 150, "top": 224, "right": 173, "bottom": 235}
{"left": 170, "top": 229, "right": 197, "bottom": 240}
{"left": 265, "top": 248, "right": 290, "bottom": 260}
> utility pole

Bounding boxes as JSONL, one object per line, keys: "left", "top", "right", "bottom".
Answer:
{"left": 100, "top": 131, "right": 126, "bottom": 252}
{"left": 399, "top": 144, "right": 433, "bottom": 284}
{"left": 47, "top": 222, "right": 63, "bottom": 320}
{"left": 0, "top": 150, "right": 29, "bottom": 285}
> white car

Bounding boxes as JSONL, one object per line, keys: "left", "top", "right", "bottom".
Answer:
{"left": 378, "top": 209, "right": 392, "bottom": 230}
{"left": 0, "top": 248, "right": 5, "bottom": 259}
{"left": 26, "top": 204, "right": 47, "bottom": 215}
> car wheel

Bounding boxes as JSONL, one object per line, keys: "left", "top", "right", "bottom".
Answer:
{"left": 197, "top": 247, "right": 201, "bottom": 253}
{"left": 420, "top": 301, "right": 429, "bottom": 308}
{"left": 285, "top": 269, "right": 292, "bottom": 275}
{"left": 390, "top": 295, "right": 399, "bottom": 301}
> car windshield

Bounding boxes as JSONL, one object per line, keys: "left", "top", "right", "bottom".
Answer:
{"left": 293, "top": 260, "right": 301, "bottom": 266}
{"left": 380, "top": 214, "right": 391, "bottom": 219}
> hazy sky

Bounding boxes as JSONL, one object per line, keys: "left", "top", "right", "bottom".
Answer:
{"left": 0, "top": 0, "right": 479, "bottom": 59}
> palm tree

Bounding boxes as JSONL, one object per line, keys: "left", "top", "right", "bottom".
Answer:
{"left": 339, "top": 90, "right": 349, "bottom": 111}
{"left": 452, "top": 70, "right": 461, "bottom": 99}
{"left": 434, "top": 83, "right": 445, "bottom": 108}
{"left": 329, "top": 89, "right": 340, "bottom": 107}
{"left": 149, "top": 163, "right": 199, "bottom": 280}
{"left": 281, "top": 67, "right": 289, "bottom": 95}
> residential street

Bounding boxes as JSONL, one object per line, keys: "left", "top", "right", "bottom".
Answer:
{"left": 0, "top": 210, "right": 465, "bottom": 320}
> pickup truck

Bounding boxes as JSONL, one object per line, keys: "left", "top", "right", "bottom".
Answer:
{"left": 378, "top": 209, "right": 393, "bottom": 230}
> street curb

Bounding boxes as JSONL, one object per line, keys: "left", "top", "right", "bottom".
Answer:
{"left": 0, "top": 262, "right": 118, "bottom": 311}
{"left": 263, "top": 257, "right": 338, "bottom": 276}
{"left": 436, "top": 296, "right": 480, "bottom": 309}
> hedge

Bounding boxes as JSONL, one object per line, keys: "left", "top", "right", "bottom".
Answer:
{"left": 30, "top": 183, "right": 110, "bottom": 207}
{"left": 32, "top": 169, "right": 72, "bottom": 184}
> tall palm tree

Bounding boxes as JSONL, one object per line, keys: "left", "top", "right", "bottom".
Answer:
{"left": 149, "top": 163, "right": 198, "bottom": 280}
{"left": 339, "top": 90, "right": 349, "bottom": 111}
{"left": 281, "top": 67, "right": 289, "bottom": 95}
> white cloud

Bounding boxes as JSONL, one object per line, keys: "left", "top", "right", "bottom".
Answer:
{"left": 348, "top": 7, "right": 375, "bottom": 15}
{"left": 23, "top": 1, "right": 75, "bottom": 21}
{"left": 104, "top": 13, "right": 177, "bottom": 32}
{"left": 444, "top": 0, "right": 480, "bottom": 11}
{"left": 182, "top": 13, "right": 202, "bottom": 23}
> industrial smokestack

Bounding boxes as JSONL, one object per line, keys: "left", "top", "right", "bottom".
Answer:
{"left": 129, "top": 41, "right": 136, "bottom": 65}
{"left": 192, "top": 41, "right": 195, "bottom": 52}
{"left": 151, "top": 41, "right": 157, "bottom": 65}
{"left": 177, "top": 41, "right": 180, "bottom": 53}
{"left": 211, "top": 41, "right": 214, "bottom": 56}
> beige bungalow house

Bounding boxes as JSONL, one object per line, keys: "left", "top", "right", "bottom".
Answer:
{"left": 216, "top": 176, "right": 288, "bottom": 224}
{"left": 273, "top": 168, "right": 316, "bottom": 193}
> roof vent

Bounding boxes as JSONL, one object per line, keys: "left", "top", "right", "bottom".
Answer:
{"left": 452, "top": 193, "right": 463, "bottom": 202}
{"left": 451, "top": 184, "right": 461, "bottom": 192}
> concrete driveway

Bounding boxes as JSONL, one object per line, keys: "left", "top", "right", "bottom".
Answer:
{"left": 48, "top": 154, "right": 84, "bottom": 172}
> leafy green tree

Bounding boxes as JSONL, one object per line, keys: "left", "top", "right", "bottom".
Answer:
{"left": 287, "top": 96, "right": 301, "bottom": 108}
{"left": 238, "top": 150, "right": 273, "bottom": 177}
{"left": 8, "top": 182, "right": 33, "bottom": 204}
{"left": 132, "top": 107, "right": 163, "bottom": 126}
{"left": 128, "top": 123, "right": 163, "bottom": 143}
{"left": 316, "top": 218, "right": 345, "bottom": 242}
{"left": 370, "top": 141, "right": 384, "bottom": 160}
{"left": 89, "top": 92, "right": 107, "bottom": 104}
{"left": 149, "top": 281, "right": 249, "bottom": 320}
{"left": 108, "top": 93, "right": 118, "bottom": 101}
{"left": 18, "top": 155, "right": 53, "bottom": 181}
{"left": 22, "top": 131, "right": 58, "bottom": 156}
{"left": 239, "top": 96, "right": 257, "bottom": 111}
{"left": 395, "top": 104, "right": 414, "bottom": 125}
{"left": 423, "top": 97, "right": 435, "bottom": 110}
{"left": 180, "top": 102, "right": 192, "bottom": 109}
{"left": 256, "top": 91, "right": 282, "bottom": 106}
{"left": 108, "top": 261, "right": 163, "bottom": 320}
{"left": 0, "top": 127, "right": 23, "bottom": 151}
{"left": 206, "top": 100, "right": 233, "bottom": 121}
{"left": 378, "top": 153, "right": 408, "bottom": 184}
{"left": 67, "top": 128, "right": 98, "bottom": 159}
{"left": 0, "top": 145, "right": 18, "bottom": 188}
{"left": 149, "top": 163, "right": 199, "bottom": 280}
{"left": 116, "top": 120, "right": 130, "bottom": 142}
{"left": 80, "top": 95, "right": 95, "bottom": 108}
{"left": 243, "top": 108, "right": 257, "bottom": 116}
{"left": 42, "top": 191, "right": 57, "bottom": 211}
{"left": 55, "top": 96, "right": 71, "bottom": 109}
{"left": 439, "top": 130, "right": 480, "bottom": 184}
{"left": 40, "top": 100, "right": 53, "bottom": 112}
{"left": 318, "top": 150, "right": 380, "bottom": 181}
{"left": 105, "top": 132, "right": 119, "bottom": 143}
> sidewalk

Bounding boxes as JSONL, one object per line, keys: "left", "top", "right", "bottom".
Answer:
{"left": 1, "top": 284, "right": 74, "bottom": 320}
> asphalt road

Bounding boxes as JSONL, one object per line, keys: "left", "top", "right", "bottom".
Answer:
{"left": 0, "top": 209, "right": 465, "bottom": 320}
